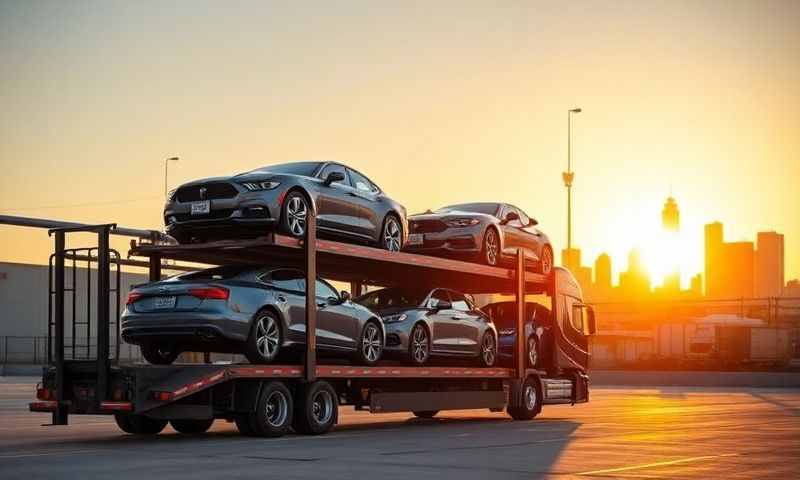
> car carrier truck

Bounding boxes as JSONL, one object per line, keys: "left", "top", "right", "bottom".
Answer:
{"left": 25, "top": 210, "right": 596, "bottom": 437}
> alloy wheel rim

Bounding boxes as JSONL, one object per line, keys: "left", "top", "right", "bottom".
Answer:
{"left": 486, "top": 231, "right": 498, "bottom": 265}
{"left": 412, "top": 326, "right": 429, "bottom": 363}
{"left": 528, "top": 337, "right": 538, "bottom": 367}
{"left": 482, "top": 334, "right": 496, "bottom": 365}
{"left": 256, "top": 316, "right": 280, "bottom": 359}
{"left": 524, "top": 385, "right": 536, "bottom": 410}
{"left": 265, "top": 391, "right": 288, "bottom": 427}
{"left": 383, "top": 218, "right": 401, "bottom": 251}
{"left": 287, "top": 196, "right": 307, "bottom": 236}
{"left": 362, "top": 324, "right": 381, "bottom": 362}
{"left": 311, "top": 390, "right": 334, "bottom": 425}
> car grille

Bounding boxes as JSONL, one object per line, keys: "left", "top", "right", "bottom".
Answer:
{"left": 175, "top": 183, "right": 238, "bottom": 202}
{"left": 410, "top": 219, "right": 447, "bottom": 234}
{"left": 173, "top": 209, "right": 234, "bottom": 222}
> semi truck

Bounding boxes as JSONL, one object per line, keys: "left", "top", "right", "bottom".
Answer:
{"left": 29, "top": 212, "right": 596, "bottom": 437}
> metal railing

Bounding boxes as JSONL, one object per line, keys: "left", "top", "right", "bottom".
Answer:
{"left": 1, "top": 336, "right": 143, "bottom": 365}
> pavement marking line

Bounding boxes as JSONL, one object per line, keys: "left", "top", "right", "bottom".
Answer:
{"left": 0, "top": 449, "right": 107, "bottom": 459}
{"left": 577, "top": 453, "right": 740, "bottom": 476}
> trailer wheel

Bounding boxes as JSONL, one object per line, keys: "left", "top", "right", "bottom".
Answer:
{"left": 293, "top": 380, "right": 338, "bottom": 435}
{"left": 249, "top": 381, "right": 293, "bottom": 437}
{"left": 507, "top": 377, "right": 542, "bottom": 421}
{"left": 170, "top": 418, "right": 214, "bottom": 434}
{"left": 234, "top": 415, "right": 256, "bottom": 436}
{"left": 115, "top": 414, "right": 168, "bottom": 435}
{"left": 412, "top": 410, "right": 439, "bottom": 419}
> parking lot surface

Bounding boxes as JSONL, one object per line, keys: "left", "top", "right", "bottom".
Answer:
{"left": 0, "top": 377, "right": 798, "bottom": 479}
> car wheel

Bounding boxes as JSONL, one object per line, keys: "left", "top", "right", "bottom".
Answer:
{"left": 170, "top": 418, "right": 214, "bottom": 434}
{"left": 539, "top": 245, "right": 553, "bottom": 275}
{"left": 479, "top": 332, "right": 497, "bottom": 367}
{"left": 412, "top": 410, "right": 439, "bottom": 419}
{"left": 141, "top": 344, "right": 180, "bottom": 365}
{"left": 355, "top": 320, "right": 383, "bottom": 366}
{"left": 292, "top": 380, "right": 338, "bottom": 435}
{"left": 381, "top": 214, "right": 403, "bottom": 252}
{"left": 408, "top": 323, "right": 430, "bottom": 366}
{"left": 244, "top": 311, "right": 282, "bottom": 364}
{"left": 282, "top": 191, "right": 309, "bottom": 237}
{"left": 507, "top": 377, "right": 542, "bottom": 421}
{"left": 248, "top": 381, "right": 293, "bottom": 437}
{"left": 527, "top": 336, "right": 539, "bottom": 368}
{"left": 482, "top": 228, "right": 500, "bottom": 266}
{"left": 115, "top": 414, "right": 168, "bottom": 435}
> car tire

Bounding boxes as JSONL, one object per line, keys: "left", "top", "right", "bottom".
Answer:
{"left": 281, "top": 190, "right": 309, "bottom": 238}
{"left": 479, "top": 331, "right": 497, "bottom": 367}
{"left": 234, "top": 415, "right": 256, "bottom": 436}
{"left": 507, "top": 377, "right": 542, "bottom": 421}
{"left": 244, "top": 310, "right": 283, "bottom": 364}
{"left": 539, "top": 245, "right": 554, "bottom": 275}
{"left": 380, "top": 214, "right": 403, "bottom": 252}
{"left": 170, "top": 418, "right": 214, "bottom": 434}
{"left": 412, "top": 410, "right": 439, "bottom": 419}
{"left": 141, "top": 344, "right": 180, "bottom": 365}
{"left": 407, "top": 323, "right": 430, "bottom": 366}
{"left": 115, "top": 414, "right": 168, "bottom": 435}
{"left": 248, "top": 381, "right": 293, "bottom": 437}
{"left": 354, "top": 320, "right": 383, "bottom": 366}
{"left": 292, "top": 380, "right": 338, "bottom": 435}
{"left": 527, "top": 336, "right": 540, "bottom": 369}
{"left": 482, "top": 228, "right": 500, "bottom": 266}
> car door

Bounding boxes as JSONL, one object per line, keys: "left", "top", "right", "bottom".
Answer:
{"left": 448, "top": 291, "right": 481, "bottom": 353}
{"left": 261, "top": 269, "right": 307, "bottom": 345}
{"left": 499, "top": 205, "right": 538, "bottom": 262}
{"left": 313, "top": 278, "right": 359, "bottom": 350}
{"left": 315, "top": 163, "right": 361, "bottom": 234}
{"left": 514, "top": 207, "right": 545, "bottom": 261}
{"left": 345, "top": 168, "right": 381, "bottom": 239}
{"left": 427, "top": 289, "right": 464, "bottom": 355}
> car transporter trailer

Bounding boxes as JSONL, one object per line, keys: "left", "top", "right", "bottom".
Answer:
{"left": 27, "top": 210, "right": 590, "bottom": 437}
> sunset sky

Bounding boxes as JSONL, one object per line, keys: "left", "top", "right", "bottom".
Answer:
{"left": 1, "top": 0, "right": 798, "bottom": 287}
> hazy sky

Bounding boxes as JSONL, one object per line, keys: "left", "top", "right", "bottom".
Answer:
{"left": 1, "top": 0, "right": 798, "bottom": 286}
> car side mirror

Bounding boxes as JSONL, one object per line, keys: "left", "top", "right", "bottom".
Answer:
{"left": 434, "top": 299, "right": 452, "bottom": 311}
{"left": 340, "top": 290, "right": 351, "bottom": 303}
{"left": 324, "top": 171, "right": 345, "bottom": 186}
{"left": 500, "top": 211, "right": 519, "bottom": 225}
{"left": 586, "top": 306, "right": 597, "bottom": 335}
{"left": 529, "top": 218, "right": 538, "bottom": 226}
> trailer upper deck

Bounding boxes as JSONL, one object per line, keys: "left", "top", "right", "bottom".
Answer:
{"left": 129, "top": 234, "right": 549, "bottom": 294}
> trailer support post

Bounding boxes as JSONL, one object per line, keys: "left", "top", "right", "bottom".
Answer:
{"left": 304, "top": 207, "right": 317, "bottom": 383}
{"left": 51, "top": 230, "right": 68, "bottom": 425}
{"left": 96, "top": 227, "right": 111, "bottom": 409}
{"left": 516, "top": 249, "right": 526, "bottom": 381}
{"left": 148, "top": 253, "right": 161, "bottom": 282}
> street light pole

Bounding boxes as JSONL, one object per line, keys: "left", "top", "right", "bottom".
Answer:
{"left": 563, "top": 108, "right": 581, "bottom": 253}
{"left": 164, "top": 157, "right": 179, "bottom": 199}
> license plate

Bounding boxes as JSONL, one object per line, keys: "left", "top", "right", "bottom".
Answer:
{"left": 190, "top": 201, "right": 210, "bottom": 216}
{"left": 153, "top": 296, "right": 176, "bottom": 309}
{"left": 407, "top": 233, "right": 424, "bottom": 246}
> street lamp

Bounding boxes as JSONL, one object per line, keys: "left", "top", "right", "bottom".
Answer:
{"left": 164, "top": 156, "right": 179, "bottom": 199}
{"left": 563, "top": 108, "right": 581, "bottom": 253}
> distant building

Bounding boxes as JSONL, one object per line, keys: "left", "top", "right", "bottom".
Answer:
{"left": 662, "top": 196, "right": 680, "bottom": 232}
{"left": 755, "top": 231, "right": 784, "bottom": 298}
{"left": 690, "top": 273, "right": 703, "bottom": 297}
{"left": 594, "top": 253, "right": 612, "bottom": 291}
{"left": 704, "top": 222, "right": 754, "bottom": 299}
{"left": 619, "top": 249, "right": 651, "bottom": 298}
{"left": 561, "top": 247, "right": 581, "bottom": 273}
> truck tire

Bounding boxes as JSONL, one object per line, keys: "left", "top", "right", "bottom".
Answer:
{"left": 293, "top": 380, "right": 338, "bottom": 435}
{"left": 249, "top": 381, "right": 293, "bottom": 437}
{"left": 235, "top": 415, "right": 256, "bottom": 436}
{"left": 412, "top": 410, "right": 439, "bottom": 419}
{"left": 507, "top": 376, "right": 542, "bottom": 421}
{"left": 170, "top": 418, "right": 214, "bottom": 434}
{"left": 115, "top": 414, "right": 168, "bottom": 434}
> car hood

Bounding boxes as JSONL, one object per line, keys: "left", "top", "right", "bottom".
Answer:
{"left": 409, "top": 210, "right": 496, "bottom": 222}
{"left": 176, "top": 170, "right": 312, "bottom": 188}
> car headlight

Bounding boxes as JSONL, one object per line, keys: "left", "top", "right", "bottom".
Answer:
{"left": 445, "top": 218, "right": 480, "bottom": 227}
{"left": 167, "top": 189, "right": 177, "bottom": 202}
{"left": 240, "top": 181, "right": 281, "bottom": 191}
{"left": 382, "top": 313, "right": 407, "bottom": 323}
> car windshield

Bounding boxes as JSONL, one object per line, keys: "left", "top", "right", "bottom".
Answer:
{"left": 437, "top": 203, "right": 500, "bottom": 216}
{"left": 355, "top": 288, "right": 429, "bottom": 310}
{"left": 178, "top": 266, "right": 250, "bottom": 281}
{"left": 248, "top": 161, "right": 322, "bottom": 177}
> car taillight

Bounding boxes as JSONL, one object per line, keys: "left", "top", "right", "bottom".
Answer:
{"left": 36, "top": 385, "right": 52, "bottom": 400}
{"left": 126, "top": 292, "right": 143, "bottom": 305}
{"left": 189, "top": 287, "right": 229, "bottom": 300}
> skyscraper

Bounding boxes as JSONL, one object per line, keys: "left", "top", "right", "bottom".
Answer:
{"left": 755, "top": 231, "right": 785, "bottom": 298}
{"left": 662, "top": 196, "right": 680, "bottom": 232}
{"left": 704, "top": 222, "right": 723, "bottom": 297}
{"left": 704, "top": 222, "right": 754, "bottom": 299}
{"left": 595, "top": 253, "right": 612, "bottom": 290}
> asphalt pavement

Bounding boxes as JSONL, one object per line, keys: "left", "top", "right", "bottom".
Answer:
{"left": 0, "top": 377, "right": 798, "bottom": 479}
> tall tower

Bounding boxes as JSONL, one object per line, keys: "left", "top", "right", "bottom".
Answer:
{"left": 704, "top": 222, "right": 724, "bottom": 298}
{"left": 595, "top": 253, "right": 612, "bottom": 293}
{"left": 662, "top": 196, "right": 680, "bottom": 232}
{"left": 755, "top": 231, "right": 785, "bottom": 298}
